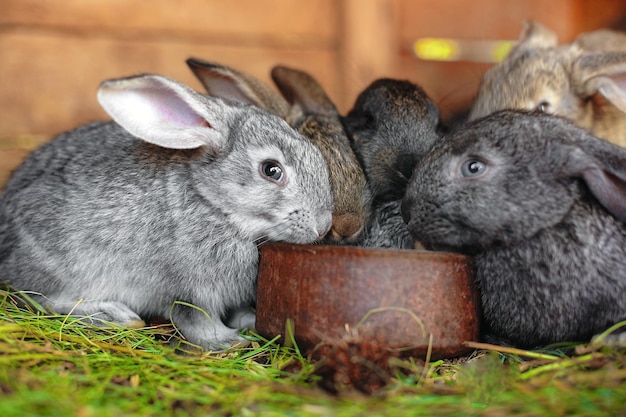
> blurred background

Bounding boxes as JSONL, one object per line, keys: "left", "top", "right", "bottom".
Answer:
{"left": 1, "top": 0, "right": 626, "bottom": 183}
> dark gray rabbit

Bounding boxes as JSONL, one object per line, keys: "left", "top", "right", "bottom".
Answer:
{"left": 402, "top": 110, "right": 626, "bottom": 347}
{"left": 0, "top": 74, "right": 333, "bottom": 350}
{"left": 343, "top": 79, "right": 441, "bottom": 249}
{"left": 186, "top": 58, "right": 371, "bottom": 243}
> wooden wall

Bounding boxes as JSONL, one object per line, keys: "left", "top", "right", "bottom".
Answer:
{"left": 1, "top": 0, "right": 625, "bottom": 185}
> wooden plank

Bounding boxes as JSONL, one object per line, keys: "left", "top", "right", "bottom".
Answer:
{"left": 1, "top": 0, "right": 338, "bottom": 42}
{"left": 395, "top": 58, "right": 492, "bottom": 121}
{"left": 0, "top": 32, "right": 341, "bottom": 137}
{"left": 572, "top": 0, "right": 626, "bottom": 33}
{"left": 339, "top": 0, "right": 398, "bottom": 111}
{"left": 398, "top": 0, "right": 626, "bottom": 48}
{"left": 397, "top": 0, "right": 578, "bottom": 41}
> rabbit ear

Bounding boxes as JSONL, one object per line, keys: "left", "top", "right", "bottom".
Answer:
{"left": 572, "top": 52, "right": 626, "bottom": 114}
{"left": 271, "top": 66, "right": 338, "bottom": 116}
{"left": 519, "top": 20, "right": 559, "bottom": 48}
{"left": 501, "top": 21, "right": 559, "bottom": 63}
{"left": 186, "top": 58, "right": 290, "bottom": 118}
{"left": 507, "top": 20, "right": 559, "bottom": 59}
{"left": 98, "top": 74, "right": 233, "bottom": 151}
{"left": 573, "top": 29, "right": 626, "bottom": 52}
{"left": 562, "top": 136, "right": 626, "bottom": 222}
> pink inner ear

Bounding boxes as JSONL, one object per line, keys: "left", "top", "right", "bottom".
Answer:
{"left": 592, "top": 75, "right": 626, "bottom": 114}
{"left": 582, "top": 168, "right": 626, "bottom": 222}
{"left": 610, "top": 73, "right": 626, "bottom": 91}
{"left": 206, "top": 76, "right": 258, "bottom": 106}
{"left": 149, "top": 89, "right": 209, "bottom": 128}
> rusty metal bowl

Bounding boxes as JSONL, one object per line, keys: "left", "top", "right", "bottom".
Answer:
{"left": 255, "top": 243, "right": 481, "bottom": 360}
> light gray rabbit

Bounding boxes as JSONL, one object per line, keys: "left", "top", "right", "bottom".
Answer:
{"left": 343, "top": 78, "right": 442, "bottom": 249}
{"left": 468, "top": 20, "right": 626, "bottom": 148}
{"left": 402, "top": 109, "right": 626, "bottom": 347}
{"left": 186, "top": 58, "right": 371, "bottom": 243}
{"left": 0, "top": 73, "right": 333, "bottom": 350}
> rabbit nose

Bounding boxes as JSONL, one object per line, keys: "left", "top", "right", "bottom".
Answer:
{"left": 316, "top": 210, "right": 333, "bottom": 240}
{"left": 329, "top": 213, "right": 364, "bottom": 241}
{"left": 400, "top": 198, "right": 413, "bottom": 225}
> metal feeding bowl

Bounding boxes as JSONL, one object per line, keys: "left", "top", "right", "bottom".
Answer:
{"left": 255, "top": 243, "right": 481, "bottom": 361}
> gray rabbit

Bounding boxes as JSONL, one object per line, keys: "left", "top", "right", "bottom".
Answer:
{"left": 469, "top": 20, "right": 626, "bottom": 148}
{"left": 0, "top": 74, "right": 333, "bottom": 350}
{"left": 402, "top": 109, "right": 626, "bottom": 347}
{"left": 343, "top": 78, "right": 441, "bottom": 249}
{"left": 186, "top": 58, "right": 371, "bottom": 243}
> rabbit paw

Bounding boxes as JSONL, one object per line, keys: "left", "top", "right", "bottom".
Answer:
{"left": 178, "top": 321, "right": 247, "bottom": 351}
{"left": 592, "top": 329, "right": 626, "bottom": 347}
{"left": 42, "top": 297, "right": 145, "bottom": 328}
{"left": 225, "top": 305, "right": 256, "bottom": 330}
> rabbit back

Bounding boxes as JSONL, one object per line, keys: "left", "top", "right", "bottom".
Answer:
{"left": 475, "top": 200, "right": 626, "bottom": 346}
{"left": 1, "top": 122, "right": 256, "bottom": 325}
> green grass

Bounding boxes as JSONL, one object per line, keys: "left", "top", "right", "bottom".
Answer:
{"left": 0, "top": 289, "right": 624, "bottom": 417}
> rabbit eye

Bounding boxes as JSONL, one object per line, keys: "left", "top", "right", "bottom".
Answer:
{"left": 260, "top": 160, "right": 285, "bottom": 184}
{"left": 460, "top": 159, "right": 487, "bottom": 178}
{"left": 363, "top": 112, "right": 376, "bottom": 128}
{"left": 536, "top": 101, "right": 551, "bottom": 113}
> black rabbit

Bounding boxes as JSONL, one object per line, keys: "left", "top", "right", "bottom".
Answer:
{"left": 343, "top": 78, "right": 442, "bottom": 249}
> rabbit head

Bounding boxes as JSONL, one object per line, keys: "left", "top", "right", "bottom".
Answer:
{"left": 469, "top": 21, "right": 567, "bottom": 121}
{"left": 97, "top": 73, "right": 334, "bottom": 244}
{"left": 468, "top": 21, "right": 626, "bottom": 147}
{"left": 402, "top": 109, "right": 626, "bottom": 253}
{"left": 186, "top": 59, "right": 371, "bottom": 243}
{"left": 401, "top": 109, "right": 626, "bottom": 346}
{"left": 343, "top": 78, "right": 441, "bottom": 202}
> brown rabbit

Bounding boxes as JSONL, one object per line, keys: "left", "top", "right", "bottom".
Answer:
{"left": 186, "top": 59, "right": 371, "bottom": 243}
{"left": 468, "top": 21, "right": 626, "bottom": 148}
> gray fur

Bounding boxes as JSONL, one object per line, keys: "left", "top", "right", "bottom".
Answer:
{"left": 356, "top": 200, "right": 414, "bottom": 249}
{"left": 186, "top": 59, "right": 371, "bottom": 243}
{"left": 402, "top": 110, "right": 626, "bottom": 347}
{"left": 343, "top": 79, "right": 441, "bottom": 249}
{"left": 0, "top": 74, "right": 333, "bottom": 350}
